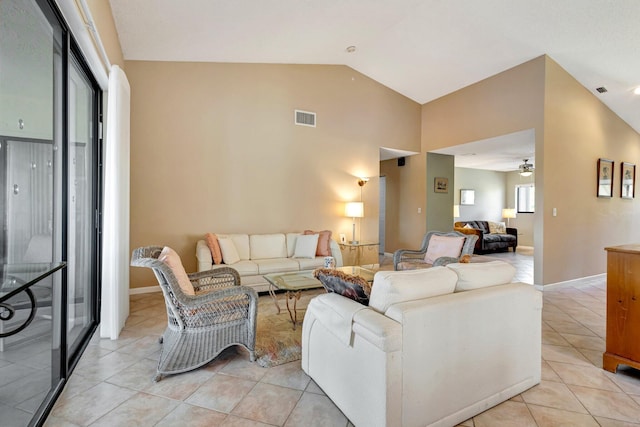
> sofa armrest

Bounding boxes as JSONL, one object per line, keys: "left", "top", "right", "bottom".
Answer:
{"left": 196, "top": 240, "right": 213, "bottom": 272}
{"left": 506, "top": 227, "right": 518, "bottom": 247}
{"left": 305, "top": 293, "right": 400, "bottom": 351}
{"left": 329, "top": 239, "right": 344, "bottom": 267}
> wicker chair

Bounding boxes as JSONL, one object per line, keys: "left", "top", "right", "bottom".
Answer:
{"left": 393, "top": 231, "right": 479, "bottom": 271}
{"left": 131, "top": 246, "right": 258, "bottom": 382}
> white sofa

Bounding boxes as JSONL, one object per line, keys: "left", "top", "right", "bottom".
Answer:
{"left": 196, "top": 233, "right": 343, "bottom": 293}
{"left": 302, "top": 261, "right": 542, "bottom": 427}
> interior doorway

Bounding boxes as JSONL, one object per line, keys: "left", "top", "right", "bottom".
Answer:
{"left": 378, "top": 175, "right": 386, "bottom": 254}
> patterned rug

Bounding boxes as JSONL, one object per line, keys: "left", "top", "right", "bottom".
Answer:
{"left": 254, "top": 289, "right": 323, "bottom": 368}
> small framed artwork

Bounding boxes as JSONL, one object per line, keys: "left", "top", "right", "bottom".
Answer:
{"left": 460, "top": 189, "right": 475, "bottom": 205}
{"left": 434, "top": 177, "right": 448, "bottom": 193}
{"left": 597, "top": 158, "right": 614, "bottom": 198}
{"left": 621, "top": 162, "right": 635, "bottom": 199}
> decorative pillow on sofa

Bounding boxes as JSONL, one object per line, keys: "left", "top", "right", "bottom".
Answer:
{"left": 159, "top": 246, "right": 195, "bottom": 296}
{"left": 447, "top": 260, "right": 516, "bottom": 292}
{"left": 488, "top": 221, "right": 507, "bottom": 234}
{"left": 314, "top": 268, "right": 371, "bottom": 305}
{"left": 304, "top": 230, "right": 332, "bottom": 256}
{"left": 293, "top": 233, "right": 319, "bottom": 259}
{"left": 218, "top": 237, "right": 241, "bottom": 264}
{"left": 424, "top": 235, "right": 465, "bottom": 264}
{"left": 463, "top": 223, "right": 474, "bottom": 229}
{"left": 205, "top": 233, "right": 223, "bottom": 264}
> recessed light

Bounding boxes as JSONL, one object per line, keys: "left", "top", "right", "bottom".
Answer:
{"left": 346, "top": 46, "right": 356, "bottom": 53}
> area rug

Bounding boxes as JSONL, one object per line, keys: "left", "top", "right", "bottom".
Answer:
{"left": 254, "top": 289, "right": 323, "bottom": 368}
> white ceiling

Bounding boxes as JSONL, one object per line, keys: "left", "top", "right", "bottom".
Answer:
{"left": 109, "top": 0, "right": 640, "bottom": 171}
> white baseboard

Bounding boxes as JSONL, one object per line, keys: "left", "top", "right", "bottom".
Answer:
{"left": 129, "top": 286, "right": 161, "bottom": 295}
{"left": 543, "top": 273, "right": 606, "bottom": 290}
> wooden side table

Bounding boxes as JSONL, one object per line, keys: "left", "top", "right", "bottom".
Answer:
{"left": 603, "top": 244, "right": 640, "bottom": 373}
{"left": 339, "top": 242, "right": 379, "bottom": 266}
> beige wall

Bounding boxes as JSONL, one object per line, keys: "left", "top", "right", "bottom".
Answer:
{"left": 87, "top": 0, "right": 124, "bottom": 69}
{"left": 387, "top": 54, "right": 640, "bottom": 285}
{"left": 380, "top": 153, "right": 425, "bottom": 251}
{"left": 126, "top": 61, "right": 421, "bottom": 288}
{"left": 541, "top": 57, "right": 640, "bottom": 283}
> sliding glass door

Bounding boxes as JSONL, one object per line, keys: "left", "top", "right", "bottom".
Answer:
{"left": 0, "top": 0, "right": 102, "bottom": 425}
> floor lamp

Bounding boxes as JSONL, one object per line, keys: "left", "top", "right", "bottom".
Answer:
{"left": 345, "top": 202, "right": 364, "bottom": 244}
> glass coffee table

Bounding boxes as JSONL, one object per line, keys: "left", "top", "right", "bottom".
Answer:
{"left": 264, "top": 266, "right": 375, "bottom": 329}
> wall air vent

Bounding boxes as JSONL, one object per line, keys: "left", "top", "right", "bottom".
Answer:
{"left": 596, "top": 86, "right": 608, "bottom": 93}
{"left": 295, "top": 110, "right": 316, "bottom": 127}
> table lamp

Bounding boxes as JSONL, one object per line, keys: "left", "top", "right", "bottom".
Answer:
{"left": 345, "top": 202, "right": 364, "bottom": 244}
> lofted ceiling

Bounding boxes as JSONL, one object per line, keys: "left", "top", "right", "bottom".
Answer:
{"left": 109, "top": 0, "right": 640, "bottom": 171}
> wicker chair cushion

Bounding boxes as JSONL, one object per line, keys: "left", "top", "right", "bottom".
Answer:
{"left": 304, "top": 230, "right": 333, "bottom": 257}
{"left": 159, "top": 246, "right": 195, "bottom": 295}
{"left": 314, "top": 268, "right": 371, "bottom": 305}
{"left": 424, "top": 235, "right": 465, "bottom": 264}
{"left": 205, "top": 233, "right": 223, "bottom": 264}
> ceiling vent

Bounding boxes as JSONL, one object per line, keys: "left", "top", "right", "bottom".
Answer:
{"left": 596, "top": 86, "right": 608, "bottom": 93}
{"left": 295, "top": 110, "right": 316, "bottom": 127}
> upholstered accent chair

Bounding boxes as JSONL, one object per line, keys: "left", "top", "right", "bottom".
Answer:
{"left": 131, "top": 246, "right": 258, "bottom": 382}
{"left": 393, "top": 230, "right": 478, "bottom": 271}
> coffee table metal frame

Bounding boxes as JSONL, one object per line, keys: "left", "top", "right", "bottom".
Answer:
{"left": 263, "top": 266, "right": 375, "bottom": 329}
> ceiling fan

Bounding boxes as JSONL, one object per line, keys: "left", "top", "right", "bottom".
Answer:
{"left": 519, "top": 159, "right": 534, "bottom": 177}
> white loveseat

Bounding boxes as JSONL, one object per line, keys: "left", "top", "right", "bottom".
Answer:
{"left": 196, "top": 233, "right": 343, "bottom": 293}
{"left": 302, "top": 261, "right": 541, "bottom": 427}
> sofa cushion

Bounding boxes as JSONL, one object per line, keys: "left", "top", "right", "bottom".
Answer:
{"left": 250, "top": 234, "right": 287, "bottom": 259}
{"left": 294, "top": 233, "right": 319, "bottom": 259}
{"left": 211, "top": 260, "right": 258, "bottom": 276}
{"left": 296, "top": 257, "right": 325, "bottom": 270}
{"left": 424, "top": 235, "right": 465, "bottom": 264}
{"left": 255, "top": 258, "right": 300, "bottom": 274}
{"left": 447, "top": 260, "right": 516, "bottom": 292}
{"left": 205, "top": 233, "right": 223, "bottom": 264}
{"left": 304, "top": 230, "right": 332, "bottom": 256}
{"left": 218, "top": 237, "right": 241, "bottom": 264}
{"left": 216, "top": 234, "right": 250, "bottom": 260}
{"left": 314, "top": 268, "right": 371, "bottom": 305}
{"left": 159, "top": 246, "right": 195, "bottom": 296}
{"left": 286, "top": 233, "right": 300, "bottom": 258}
{"left": 369, "top": 267, "right": 457, "bottom": 313}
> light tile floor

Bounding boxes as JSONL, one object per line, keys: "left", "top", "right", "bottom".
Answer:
{"left": 43, "top": 251, "right": 640, "bottom": 426}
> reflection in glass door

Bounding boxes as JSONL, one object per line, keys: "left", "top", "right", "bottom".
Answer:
{"left": 66, "top": 56, "right": 97, "bottom": 355}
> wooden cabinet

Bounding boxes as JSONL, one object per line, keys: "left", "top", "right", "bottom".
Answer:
{"left": 603, "top": 244, "right": 640, "bottom": 373}
{"left": 339, "top": 242, "right": 379, "bottom": 266}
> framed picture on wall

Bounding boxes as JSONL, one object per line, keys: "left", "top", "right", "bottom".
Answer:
{"left": 597, "top": 158, "right": 614, "bottom": 198}
{"left": 460, "top": 189, "right": 475, "bottom": 205}
{"left": 434, "top": 177, "right": 448, "bottom": 193}
{"left": 621, "top": 162, "right": 635, "bottom": 199}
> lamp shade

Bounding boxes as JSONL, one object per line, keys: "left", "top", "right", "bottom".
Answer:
{"left": 502, "top": 208, "right": 517, "bottom": 219}
{"left": 345, "top": 202, "right": 364, "bottom": 218}
{"left": 453, "top": 205, "right": 460, "bottom": 218}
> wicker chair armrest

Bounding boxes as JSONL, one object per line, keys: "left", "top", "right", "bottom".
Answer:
{"left": 432, "top": 256, "right": 460, "bottom": 267}
{"left": 393, "top": 249, "right": 426, "bottom": 270}
{"left": 188, "top": 267, "right": 241, "bottom": 293}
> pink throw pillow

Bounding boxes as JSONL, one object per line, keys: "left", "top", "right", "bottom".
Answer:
{"left": 205, "top": 233, "right": 223, "bottom": 264}
{"left": 424, "top": 235, "right": 465, "bottom": 265}
{"left": 304, "top": 230, "right": 332, "bottom": 256}
{"left": 159, "top": 246, "right": 195, "bottom": 295}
